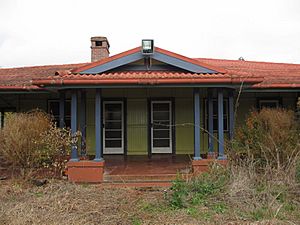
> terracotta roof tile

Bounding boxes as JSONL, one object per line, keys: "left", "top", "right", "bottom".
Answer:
{"left": 33, "top": 71, "right": 262, "bottom": 86}
{"left": 196, "top": 58, "right": 300, "bottom": 88}
{"left": 1, "top": 53, "right": 300, "bottom": 89}
{"left": 0, "top": 63, "right": 86, "bottom": 89}
{"left": 72, "top": 47, "right": 227, "bottom": 74}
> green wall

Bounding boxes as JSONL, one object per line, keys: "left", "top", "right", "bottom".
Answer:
{"left": 71, "top": 90, "right": 300, "bottom": 156}
{"left": 127, "top": 99, "right": 148, "bottom": 155}
{"left": 0, "top": 89, "right": 298, "bottom": 156}
{"left": 175, "top": 98, "right": 194, "bottom": 154}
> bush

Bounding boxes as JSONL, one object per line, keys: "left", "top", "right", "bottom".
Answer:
{"left": 166, "top": 108, "right": 300, "bottom": 222}
{"left": 232, "top": 108, "right": 300, "bottom": 182}
{"left": 0, "top": 110, "right": 74, "bottom": 177}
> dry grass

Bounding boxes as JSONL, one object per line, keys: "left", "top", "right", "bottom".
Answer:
{"left": 0, "top": 178, "right": 298, "bottom": 225}
{"left": 0, "top": 179, "right": 199, "bottom": 225}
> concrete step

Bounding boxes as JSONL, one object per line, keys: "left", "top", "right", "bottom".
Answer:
{"left": 101, "top": 181, "right": 172, "bottom": 188}
{"left": 103, "top": 173, "right": 192, "bottom": 183}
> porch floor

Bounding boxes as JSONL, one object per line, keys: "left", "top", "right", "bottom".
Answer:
{"left": 103, "top": 155, "right": 193, "bottom": 183}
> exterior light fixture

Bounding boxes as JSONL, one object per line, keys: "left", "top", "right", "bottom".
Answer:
{"left": 141, "top": 39, "right": 154, "bottom": 55}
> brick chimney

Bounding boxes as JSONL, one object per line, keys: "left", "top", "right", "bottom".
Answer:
{"left": 91, "top": 36, "right": 110, "bottom": 62}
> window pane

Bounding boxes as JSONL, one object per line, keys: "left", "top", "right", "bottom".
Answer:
{"left": 106, "top": 104, "right": 121, "bottom": 112}
{"left": 153, "top": 130, "right": 169, "bottom": 139}
{"left": 213, "top": 119, "right": 218, "bottom": 130}
{"left": 153, "top": 103, "right": 169, "bottom": 111}
{"left": 223, "top": 118, "right": 228, "bottom": 131}
{"left": 49, "top": 102, "right": 59, "bottom": 115}
{"left": 105, "top": 111, "right": 121, "bottom": 120}
{"left": 153, "top": 111, "right": 169, "bottom": 120}
{"left": 205, "top": 98, "right": 229, "bottom": 132}
{"left": 105, "top": 130, "right": 122, "bottom": 138}
{"left": 153, "top": 121, "right": 169, "bottom": 129}
{"left": 213, "top": 101, "right": 218, "bottom": 114}
{"left": 65, "top": 119, "right": 71, "bottom": 128}
{"left": 212, "top": 101, "right": 228, "bottom": 115}
{"left": 48, "top": 100, "right": 71, "bottom": 127}
{"left": 105, "top": 121, "right": 122, "bottom": 129}
{"left": 223, "top": 101, "right": 228, "bottom": 114}
{"left": 212, "top": 118, "right": 228, "bottom": 131}
{"left": 105, "top": 140, "right": 122, "bottom": 148}
{"left": 65, "top": 101, "right": 71, "bottom": 116}
{"left": 153, "top": 139, "right": 170, "bottom": 147}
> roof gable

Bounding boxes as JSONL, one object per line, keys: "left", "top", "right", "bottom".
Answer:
{"left": 73, "top": 47, "right": 226, "bottom": 74}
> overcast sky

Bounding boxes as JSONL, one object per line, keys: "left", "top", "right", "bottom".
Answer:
{"left": 0, "top": 0, "right": 300, "bottom": 68}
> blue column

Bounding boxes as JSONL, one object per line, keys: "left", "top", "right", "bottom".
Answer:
{"left": 94, "top": 89, "right": 103, "bottom": 162}
{"left": 80, "top": 90, "right": 87, "bottom": 156}
{"left": 229, "top": 90, "right": 234, "bottom": 140}
{"left": 208, "top": 89, "right": 214, "bottom": 154}
{"left": 59, "top": 91, "right": 65, "bottom": 128}
{"left": 194, "top": 88, "right": 202, "bottom": 160}
{"left": 217, "top": 89, "right": 226, "bottom": 160}
{"left": 70, "top": 90, "right": 79, "bottom": 162}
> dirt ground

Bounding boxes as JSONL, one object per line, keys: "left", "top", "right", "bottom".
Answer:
{"left": 0, "top": 178, "right": 294, "bottom": 225}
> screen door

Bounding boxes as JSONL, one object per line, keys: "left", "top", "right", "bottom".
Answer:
{"left": 151, "top": 101, "right": 172, "bottom": 153}
{"left": 103, "top": 101, "right": 124, "bottom": 154}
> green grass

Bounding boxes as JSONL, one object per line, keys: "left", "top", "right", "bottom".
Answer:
{"left": 131, "top": 217, "right": 142, "bottom": 225}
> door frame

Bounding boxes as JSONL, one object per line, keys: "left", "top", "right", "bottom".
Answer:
{"left": 148, "top": 98, "right": 175, "bottom": 156}
{"left": 102, "top": 98, "right": 127, "bottom": 155}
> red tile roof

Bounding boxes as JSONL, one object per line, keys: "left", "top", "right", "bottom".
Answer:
{"left": 33, "top": 71, "right": 262, "bottom": 86}
{"left": 0, "top": 63, "right": 86, "bottom": 90}
{"left": 72, "top": 47, "right": 227, "bottom": 74}
{"left": 196, "top": 58, "right": 300, "bottom": 88}
{"left": 0, "top": 47, "right": 300, "bottom": 89}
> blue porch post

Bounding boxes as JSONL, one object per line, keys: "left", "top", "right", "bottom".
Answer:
{"left": 194, "top": 88, "right": 202, "bottom": 160}
{"left": 80, "top": 90, "right": 87, "bottom": 156}
{"left": 208, "top": 89, "right": 214, "bottom": 155}
{"left": 70, "top": 90, "right": 79, "bottom": 161}
{"left": 228, "top": 90, "right": 234, "bottom": 140}
{"left": 217, "top": 89, "right": 226, "bottom": 160}
{"left": 94, "top": 89, "right": 103, "bottom": 162}
{"left": 59, "top": 91, "right": 65, "bottom": 128}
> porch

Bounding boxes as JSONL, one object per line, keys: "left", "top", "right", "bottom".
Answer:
{"left": 64, "top": 87, "right": 233, "bottom": 183}
{"left": 103, "top": 155, "right": 192, "bottom": 183}
{"left": 67, "top": 154, "right": 227, "bottom": 185}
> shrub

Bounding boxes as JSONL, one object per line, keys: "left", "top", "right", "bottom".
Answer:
{"left": 232, "top": 108, "right": 300, "bottom": 182}
{"left": 0, "top": 110, "right": 74, "bottom": 177}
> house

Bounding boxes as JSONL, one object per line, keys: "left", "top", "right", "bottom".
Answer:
{"left": 0, "top": 37, "right": 299, "bottom": 183}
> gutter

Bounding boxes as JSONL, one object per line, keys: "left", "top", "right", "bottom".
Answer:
{"left": 252, "top": 83, "right": 300, "bottom": 88}
{"left": 32, "top": 77, "right": 262, "bottom": 86}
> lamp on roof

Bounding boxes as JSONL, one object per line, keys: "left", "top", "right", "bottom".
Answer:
{"left": 141, "top": 39, "right": 154, "bottom": 55}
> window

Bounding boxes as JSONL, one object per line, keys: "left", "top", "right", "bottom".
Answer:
{"left": 48, "top": 100, "right": 71, "bottom": 127}
{"left": 204, "top": 99, "right": 229, "bottom": 132}
{"left": 0, "top": 108, "right": 16, "bottom": 128}
{"left": 258, "top": 99, "right": 280, "bottom": 110}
